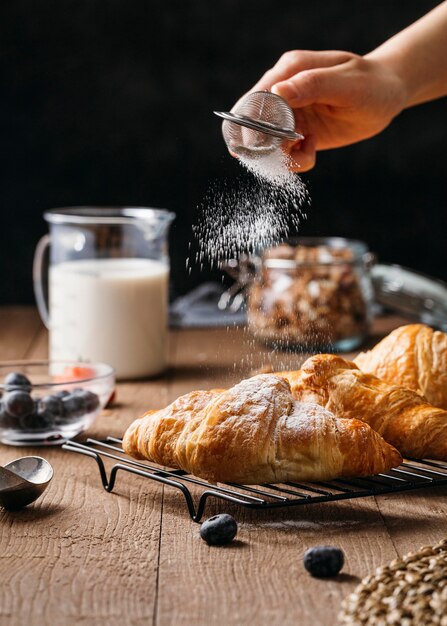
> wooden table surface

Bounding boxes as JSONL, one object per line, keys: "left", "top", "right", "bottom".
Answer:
{"left": 1, "top": 308, "right": 446, "bottom": 626}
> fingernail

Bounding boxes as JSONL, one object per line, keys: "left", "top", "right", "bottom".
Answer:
{"left": 272, "top": 80, "right": 297, "bottom": 100}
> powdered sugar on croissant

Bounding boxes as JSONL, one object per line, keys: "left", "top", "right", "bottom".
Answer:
{"left": 280, "top": 354, "right": 447, "bottom": 460}
{"left": 123, "top": 374, "right": 401, "bottom": 484}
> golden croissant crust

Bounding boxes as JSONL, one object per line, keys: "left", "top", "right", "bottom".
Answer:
{"left": 123, "top": 374, "right": 401, "bottom": 484}
{"left": 354, "top": 324, "right": 447, "bottom": 409}
{"left": 279, "top": 354, "right": 447, "bottom": 460}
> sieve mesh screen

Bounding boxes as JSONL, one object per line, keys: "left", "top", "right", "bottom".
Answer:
{"left": 221, "top": 91, "right": 297, "bottom": 156}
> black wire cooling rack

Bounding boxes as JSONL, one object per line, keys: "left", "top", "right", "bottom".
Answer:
{"left": 62, "top": 437, "right": 447, "bottom": 522}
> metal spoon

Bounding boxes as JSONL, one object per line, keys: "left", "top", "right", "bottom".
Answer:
{"left": 0, "top": 456, "right": 53, "bottom": 509}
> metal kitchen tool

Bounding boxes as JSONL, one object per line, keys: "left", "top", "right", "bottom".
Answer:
{"left": 64, "top": 437, "right": 447, "bottom": 523}
{"left": 371, "top": 264, "right": 447, "bottom": 331}
{"left": 214, "top": 91, "right": 304, "bottom": 157}
{"left": 0, "top": 456, "right": 53, "bottom": 509}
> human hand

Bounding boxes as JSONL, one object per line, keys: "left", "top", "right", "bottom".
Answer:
{"left": 247, "top": 50, "right": 408, "bottom": 171}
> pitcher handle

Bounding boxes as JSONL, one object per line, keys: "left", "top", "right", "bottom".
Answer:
{"left": 33, "top": 234, "right": 51, "bottom": 329}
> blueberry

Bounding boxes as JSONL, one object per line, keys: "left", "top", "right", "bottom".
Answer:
{"left": 54, "top": 390, "right": 70, "bottom": 399}
{"left": 303, "top": 546, "right": 344, "bottom": 578}
{"left": 61, "top": 393, "right": 86, "bottom": 418}
{"left": 0, "top": 402, "right": 16, "bottom": 429}
{"left": 73, "top": 389, "right": 100, "bottom": 413}
{"left": 200, "top": 514, "right": 238, "bottom": 546}
{"left": 4, "top": 391, "right": 34, "bottom": 418}
{"left": 20, "top": 412, "right": 53, "bottom": 431}
{"left": 38, "top": 395, "right": 63, "bottom": 418}
{"left": 4, "top": 372, "right": 32, "bottom": 392}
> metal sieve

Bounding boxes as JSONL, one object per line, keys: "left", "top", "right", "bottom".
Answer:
{"left": 214, "top": 91, "right": 304, "bottom": 157}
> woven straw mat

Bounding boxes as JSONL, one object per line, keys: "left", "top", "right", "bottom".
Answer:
{"left": 339, "top": 539, "right": 447, "bottom": 626}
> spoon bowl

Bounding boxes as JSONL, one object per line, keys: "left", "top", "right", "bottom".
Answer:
{"left": 0, "top": 456, "right": 53, "bottom": 509}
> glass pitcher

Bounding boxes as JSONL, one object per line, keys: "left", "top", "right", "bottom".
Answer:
{"left": 33, "top": 207, "right": 175, "bottom": 379}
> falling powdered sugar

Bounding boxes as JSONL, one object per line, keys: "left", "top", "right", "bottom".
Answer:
{"left": 239, "top": 146, "right": 300, "bottom": 186}
{"left": 192, "top": 147, "right": 309, "bottom": 268}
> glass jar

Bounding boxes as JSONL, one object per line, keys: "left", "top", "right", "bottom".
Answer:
{"left": 246, "top": 237, "right": 375, "bottom": 351}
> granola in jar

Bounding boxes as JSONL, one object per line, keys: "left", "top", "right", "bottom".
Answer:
{"left": 247, "top": 238, "right": 374, "bottom": 351}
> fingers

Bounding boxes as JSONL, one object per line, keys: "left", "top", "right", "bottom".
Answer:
{"left": 272, "top": 61, "right": 356, "bottom": 108}
{"left": 287, "top": 135, "right": 316, "bottom": 172}
{"left": 252, "top": 50, "right": 354, "bottom": 93}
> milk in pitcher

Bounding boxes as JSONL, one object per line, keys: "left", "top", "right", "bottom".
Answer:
{"left": 49, "top": 258, "right": 169, "bottom": 379}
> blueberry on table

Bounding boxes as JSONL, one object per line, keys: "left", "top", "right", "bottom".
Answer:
{"left": 303, "top": 546, "right": 344, "bottom": 578}
{"left": 200, "top": 514, "right": 238, "bottom": 546}
{"left": 5, "top": 372, "right": 32, "bottom": 391}
{"left": 4, "top": 391, "right": 34, "bottom": 419}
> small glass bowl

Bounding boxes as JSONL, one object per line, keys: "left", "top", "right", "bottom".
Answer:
{"left": 0, "top": 361, "right": 115, "bottom": 446}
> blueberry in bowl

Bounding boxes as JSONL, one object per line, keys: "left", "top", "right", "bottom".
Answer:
{"left": 4, "top": 372, "right": 32, "bottom": 392}
{"left": 4, "top": 390, "right": 35, "bottom": 418}
{"left": 0, "top": 361, "right": 115, "bottom": 446}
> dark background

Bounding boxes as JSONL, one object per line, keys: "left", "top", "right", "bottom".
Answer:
{"left": 1, "top": 0, "right": 446, "bottom": 304}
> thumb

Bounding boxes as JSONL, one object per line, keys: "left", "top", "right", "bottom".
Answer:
{"left": 272, "top": 67, "right": 343, "bottom": 108}
{"left": 288, "top": 134, "right": 316, "bottom": 172}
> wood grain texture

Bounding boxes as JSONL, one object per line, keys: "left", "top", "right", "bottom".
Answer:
{"left": 154, "top": 326, "right": 400, "bottom": 626}
{"left": 0, "top": 309, "right": 446, "bottom": 626}
{"left": 0, "top": 308, "right": 166, "bottom": 626}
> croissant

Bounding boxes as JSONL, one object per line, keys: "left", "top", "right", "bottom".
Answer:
{"left": 123, "top": 374, "right": 401, "bottom": 484}
{"left": 354, "top": 324, "right": 447, "bottom": 409}
{"left": 279, "top": 354, "right": 447, "bottom": 460}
